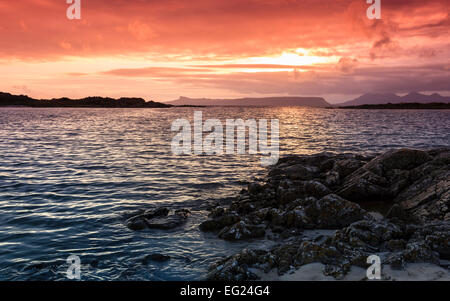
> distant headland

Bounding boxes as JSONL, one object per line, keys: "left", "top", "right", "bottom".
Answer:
{"left": 336, "top": 102, "right": 450, "bottom": 110}
{"left": 336, "top": 92, "right": 450, "bottom": 107}
{"left": 0, "top": 92, "right": 172, "bottom": 108}
{"left": 166, "top": 96, "right": 330, "bottom": 107}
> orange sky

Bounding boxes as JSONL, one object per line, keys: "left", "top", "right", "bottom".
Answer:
{"left": 0, "top": 0, "right": 449, "bottom": 103}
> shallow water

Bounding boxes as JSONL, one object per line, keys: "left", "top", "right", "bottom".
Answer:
{"left": 0, "top": 107, "right": 449, "bottom": 280}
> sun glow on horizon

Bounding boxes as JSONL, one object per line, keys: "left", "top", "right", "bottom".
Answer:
{"left": 232, "top": 50, "right": 336, "bottom": 72}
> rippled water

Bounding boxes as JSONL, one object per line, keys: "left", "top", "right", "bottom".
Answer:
{"left": 0, "top": 107, "right": 449, "bottom": 280}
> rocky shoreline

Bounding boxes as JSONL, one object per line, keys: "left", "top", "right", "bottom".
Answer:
{"left": 123, "top": 148, "right": 449, "bottom": 280}
{"left": 199, "top": 148, "right": 450, "bottom": 280}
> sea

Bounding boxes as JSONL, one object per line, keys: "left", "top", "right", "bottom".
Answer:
{"left": 0, "top": 106, "right": 449, "bottom": 280}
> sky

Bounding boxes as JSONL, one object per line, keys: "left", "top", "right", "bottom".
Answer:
{"left": 0, "top": 0, "right": 448, "bottom": 103}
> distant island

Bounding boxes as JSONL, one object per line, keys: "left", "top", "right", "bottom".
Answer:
{"left": 337, "top": 102, "right": 450, "bottom": 110}
{"left": 0, "top": 92, "right": 172, "bottom": 108}
{"left": 3, "top": 91, "right": 449, "bottom": 109}
{"left": 337, "top": 92, "right": 450, "bottom": 106}
{"left": 166, "top": 96, "right": 330, "bottom": 107}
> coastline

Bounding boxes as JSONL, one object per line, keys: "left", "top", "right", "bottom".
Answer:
{"left": 334, "top": 103, "right": 450, "bottom": 110}
{"left": 194, "top": 148, "right": 450, "bottom": 281}
{"left": 0, "top": 92, "right": 171, "bottom": 108}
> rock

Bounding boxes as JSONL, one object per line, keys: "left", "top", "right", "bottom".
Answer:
{"left": 414, "top": 222, "right": 450, "bottom": 259}
{"left": 294, "top": 239, "right": 341, "bottom": 267}
{"left": 284, "top": 164, "right": 319, "bottom": 180}
{"left": 337, "top": 149, "right": 433, "bottom": 203}
{"left": 218, "top": 221, "right": 266, "bottom": 241}
{"left": 277, "top": 187, "right": 301, "bottom": 204}
{"left": 199, "top": 211, "right": 241, "bottom": 232}
{"left": 283, "top": 194, "right": 369, "bottom": 229}
{"left": 146, "top": 209, "right": 190, "bottom": 230}
{"left": 207, "top": 249, "right": 266, "bottom": 281}
{"left": 382, "top": 239, "right": 407, "bottom": 251}
{"left": 126, "top": 215, "right": 147, "bottom": 230}
{"left": 208, "top": 206, "right": 227, "bottom": 218}
{"left": 143, "top": 207, "right": 169, "bottom": 219}
{"left": 126, "top": 207, "right": 190, "bottom": 231}
{"left": 145, "top": 215, "right": 185, "bottom": 230}
{"left": 396, "top": 169, "right": 449, "bottom": 222}
{"left": 248, "top": 183, "right": 263, "bottom": 195}
{"left": 337, "top": 169, "right": 391, "bottom": 202}
{"left": 431, "top": 150, "right": 450, "bottom": 165}
{"left": 208, "top": 219, "right": 449, "bottom": 280}
{"left": 203, "top": 148, "right": 450, "bottom": 280}
{"left": 333, "top": 159, "right": 365, "bottom": 179}
{"left": 319, "top": 158, "right": 335, "bottom": 172}
{"left": 143, "top": 253, "right": 171, "bottom": 263}
{"left": 175, "top": 208, "right": 191, "bottom": 218}
{"left": 199, "top": 219, "right": 221, "bottom": 232}
{"left": 364, "top": 148, "right": 431, "bottom": 173}
{"left": 386, "top": 203, "right": 420, "bottom": 224}
{"left": 333, "top": 219, "right": 403, "bottom": 249}
{"left": 386, "top": 242, "right": 439, "bottom": 268}
{"left": 314, "top": 194, "right": 369, "bottom": 228}
{"left": 325, "top": 170, "right": 340, "bottom": 187}
{"left": 284, "top": 206, "right": 311, "bottom": 228}
{"left": 444, "top": 212, "right": 450, "bottom": 221}
{"left": 268, "top": 208, "right": 286, "bottom": 227}
{"left": 304, "top": 180, "right": 331, "bottom": 198}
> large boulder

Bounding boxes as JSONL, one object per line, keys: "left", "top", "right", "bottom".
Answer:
{"left": 333, "top": 158, "right": 365, "bottom": 179}
{"left": 207, "top": 249, "right": 266, "bottom": 281}
{"left": 396, "top": 170, "right": 449, "bottom": 222}
{"left": 333, "top": 219, "right": 403, "bottom": 249}
{"left": 199, "top": 211, "right": 241, "bottom": 232}
{"left": 314, "top": 194, "right": 369, "bottom": 228}
{"left": 283, "top": 164, "right": 319, "bottom": 180}
{"left": 337, "top": 169, "right": 392, "bottom": 202}
{"left": 337, "top": 149, "right": 432, "bottom": 202}
{"left": 284, "top": 194, "right": 369, "bottom": 229}
{"left": 303, "top": 180, "right": 332, "bottom": 198}
{"left": 218, "top": 221, "right": 266, "bottom": 241}
{"left": 364, "top": 148, "right": 431, "bottom": 172}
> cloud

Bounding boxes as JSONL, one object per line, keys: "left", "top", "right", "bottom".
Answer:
{"left": 337, "top": 57, "right": 359, "bottom": 73}
{"left": 127, "top": 19, "right": 157, "bottom": 41}
{"left": 0, "top": 0, "right": 447, "bottom": 60}
{"left": 101, "top": 66, "right": 213, "bottom": 77}
{"left": 160, "top": 64, "right": 450, "bottom": 100}
{"left": 188, "top": 64, "right": 320, "bottom": 70}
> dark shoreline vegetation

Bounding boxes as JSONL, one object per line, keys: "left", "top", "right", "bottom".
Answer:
{"left": 0, "top": 92, "right": 172, "bottom": 108}
{"left": 124, "top": 148, "right": 450, "bottom": 280}
{"left": 336, "top": 103, "right": 450, "bottom": 110}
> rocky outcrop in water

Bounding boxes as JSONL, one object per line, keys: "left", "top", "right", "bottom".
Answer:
{"left": 203, "top": 148, "right": 450, "bottom": 280}
{"left": 125, "top": 207, "right": 191, "bottom": 230}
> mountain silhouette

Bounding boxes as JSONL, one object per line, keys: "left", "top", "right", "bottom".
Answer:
{"left": 338, "top": 92, "right": 450, "bottom": 106}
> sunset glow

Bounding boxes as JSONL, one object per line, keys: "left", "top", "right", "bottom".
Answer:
{"left": 0, "top": 0, "right": 448, "bottom": 103}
